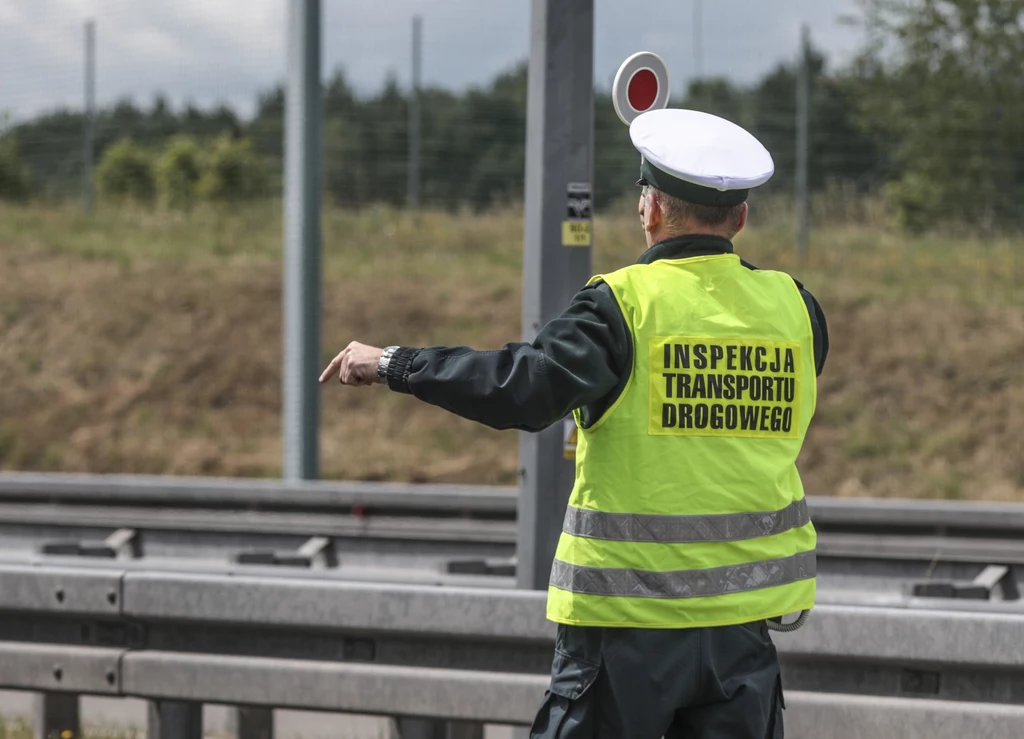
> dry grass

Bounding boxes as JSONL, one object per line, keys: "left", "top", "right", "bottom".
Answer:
{"left": 1, "top": 199, "right": 1022, "bottom": 500}
{"left": 0, "top": 717, "right": 141, "bottom": 739}
{"left": 0, "top": 719, "right": 30, "bottom": 739}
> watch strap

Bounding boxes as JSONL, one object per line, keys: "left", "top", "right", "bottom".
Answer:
{"left": 377, "top": 346, "right": 399, "bottom": 384}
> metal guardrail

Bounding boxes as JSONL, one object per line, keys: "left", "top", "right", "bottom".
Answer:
{"left": 1, "top": 472, "right": 1022, "bottom": 604}
{"left": 1, "top": 471, "right": 1022, "bottom": 737}
{"left": 2, "top": 564, "right": 1024, "bottom": 738}
{"left": 6, "top": 471, "right": 1024, "bottom": 533}
{"left": 0, "top": 472, "right": 517, "bottom": 514}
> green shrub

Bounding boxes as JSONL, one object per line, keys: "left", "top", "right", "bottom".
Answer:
{"left": 96, "top": 138, "right": 156, "bottom": 203}
{"left": 197, "top": 135, "right": 268, "bottom": 202}
{"left": 0, "top": 138, "right": 29, "bottom": 201}
{"left": 884, "top": 170, "right": 944, "bottom": 235}
{"left": 155, "top": 135, "right": 203, "bottom": 209}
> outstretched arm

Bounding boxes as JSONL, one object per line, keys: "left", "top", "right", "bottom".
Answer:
{"left": 319, "top": 283, "right": 631, "bottom": 432}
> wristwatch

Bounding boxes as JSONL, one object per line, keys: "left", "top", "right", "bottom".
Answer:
{"left": 377, "top": 346, "right": 399, "bottom": 384}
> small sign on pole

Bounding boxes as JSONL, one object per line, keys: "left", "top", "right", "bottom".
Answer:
{"left": 562, "top": 182, "right": 592, "bottom": 247}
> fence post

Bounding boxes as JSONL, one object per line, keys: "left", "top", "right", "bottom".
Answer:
{"left": 795, "top": 23, "right": 811, "bottom": 267}
{"left": 693, "top": 0, "right": 703, "bottom": 80}
{"left": 407, "top": 15, "right": 422, "bottom": 211}
{"left": 82, "top": 20, "right": 95, "bottom": 214}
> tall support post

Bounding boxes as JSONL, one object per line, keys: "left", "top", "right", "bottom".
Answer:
{"left": 517, "top": 0, "right": 595, "bottom": 593}
{"left": 795, "top": 23, "right": 811, "bottom": 267}
{"left": 282, "top": 0, "right": 322, "bottom": 481}
{"left": 407, "top": 15, "right": 422, "bottom": 211}
{"left": 83, "top": 19, "right": 96, "bottom": 213}
{"left": 32, "top": 693, "right": 79, "bottom": 739}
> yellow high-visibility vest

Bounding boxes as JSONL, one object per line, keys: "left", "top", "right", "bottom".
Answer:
{"left": 547, "top": 253, "right": 818, "bottom": 629}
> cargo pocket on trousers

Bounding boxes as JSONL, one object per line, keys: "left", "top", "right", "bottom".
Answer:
{"left": 767, "top": 675, "right": 786, "bottom": 739}
{"left": 529, "top": 649, "right": 601, "bottom": 738}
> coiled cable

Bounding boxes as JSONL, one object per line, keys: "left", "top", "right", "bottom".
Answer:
{"left": 767, "top": 609, "right": 809, "bottom": 632}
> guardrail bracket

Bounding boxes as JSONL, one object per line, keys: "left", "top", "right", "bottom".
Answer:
{"left": 445, "top": 557, "right": 516, "bottom": 577}
{"left": 235, "top": 536, "right": 337, "bottom": 569}
{"left": 912, "top": 564, "right": 1019, "bottom": 601}
{"left": 40, "top": 528, "right": 140, "bottom": 560}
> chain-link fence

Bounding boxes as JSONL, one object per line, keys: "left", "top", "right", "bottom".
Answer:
{"left": 0, "top": 0, "right": 1022, "bottom": 501}
{"left": 0, "top": 1, "right": 880, "bottom": 211}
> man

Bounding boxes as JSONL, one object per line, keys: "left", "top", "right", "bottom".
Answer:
{"left": 321, "top": 108, "right": 828, "bottom": 738}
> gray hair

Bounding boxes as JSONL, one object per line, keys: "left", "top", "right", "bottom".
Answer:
{"left": 645, "top": 186, "right": 745, "bottom": 235}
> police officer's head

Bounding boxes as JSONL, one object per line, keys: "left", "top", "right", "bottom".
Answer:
{"left": 637, "top": 184, "right": 748, "bottom": 247}
{"left": 629, "top": 109, "right": 773, "bottom": 249}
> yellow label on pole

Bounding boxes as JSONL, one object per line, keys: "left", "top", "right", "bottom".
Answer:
{"left": 562, "top": 220, "right": 592, "bottom": 247}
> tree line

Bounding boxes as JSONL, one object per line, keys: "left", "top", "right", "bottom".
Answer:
{"left": 0, "top": 0, "right": 1021, "bottom": 231}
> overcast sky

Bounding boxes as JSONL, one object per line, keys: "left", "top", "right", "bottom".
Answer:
{"left": 0, "top": 0, "right": 864, "bottom": 122}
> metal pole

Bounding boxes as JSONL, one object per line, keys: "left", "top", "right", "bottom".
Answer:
{"left": 83, "top": 19, "right": 95, "bottom": 213}
{"left": 408, "top": 15, "right": 422, "bottom": 211}
{"left": 517, "top": 0, "right": 594, "bottom": 594}
{"left": 796, "top": 23, "right": 810, "bottom": 267}
{"left": 282, "top": 0, "right": 322, "bottom": 481}
{"left": 693, "top": 0, "right": 703, "bottom": 80}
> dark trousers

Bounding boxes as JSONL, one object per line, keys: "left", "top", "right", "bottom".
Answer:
{"left": 529, "top": 620, "right": 784, "bottom": 739}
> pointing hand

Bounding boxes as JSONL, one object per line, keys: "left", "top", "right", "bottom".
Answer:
{"left": 319, "top": 342, "right": 384, "bottom": 387}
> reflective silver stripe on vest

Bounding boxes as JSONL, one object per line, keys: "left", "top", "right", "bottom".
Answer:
{"left": 549, "top": 550, "right": 816, "bottom": 599}
{"left": 562, "top": 498, "right": 810, "bottom": 544}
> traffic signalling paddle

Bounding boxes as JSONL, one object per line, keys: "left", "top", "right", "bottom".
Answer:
{"left": 612, "top": 51, "right": 671, "bottom": 126}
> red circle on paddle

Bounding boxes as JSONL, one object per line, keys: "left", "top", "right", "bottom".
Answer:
{"left": 627, "top": 69, "right": 658, "bottom": 111}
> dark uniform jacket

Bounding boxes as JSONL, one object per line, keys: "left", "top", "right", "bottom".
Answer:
{"left": 384, "top": 234, "right": 829, "bottom": 426}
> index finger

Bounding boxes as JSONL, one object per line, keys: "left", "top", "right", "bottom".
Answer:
{"left": 319, "top": 355, "right": 343, "bottom": 383}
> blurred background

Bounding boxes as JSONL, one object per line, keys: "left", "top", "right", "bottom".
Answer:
{"left": 0, "top": 0, "right": 1022, "bottom": 501}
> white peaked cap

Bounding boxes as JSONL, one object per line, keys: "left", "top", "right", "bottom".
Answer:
{"left": 630, "top": 108, "right": 774, "bottom": 205}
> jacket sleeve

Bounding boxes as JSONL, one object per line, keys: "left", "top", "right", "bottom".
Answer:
{"left": 799, "top": 287, "right": 829, "bottom": 377}
{"left": 383, "top": 283, "right": 631, "bottom": 432}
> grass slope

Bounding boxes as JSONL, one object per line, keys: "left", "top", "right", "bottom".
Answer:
{"left": 1, "top": 200, "right": 1022, "bottom": 500}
